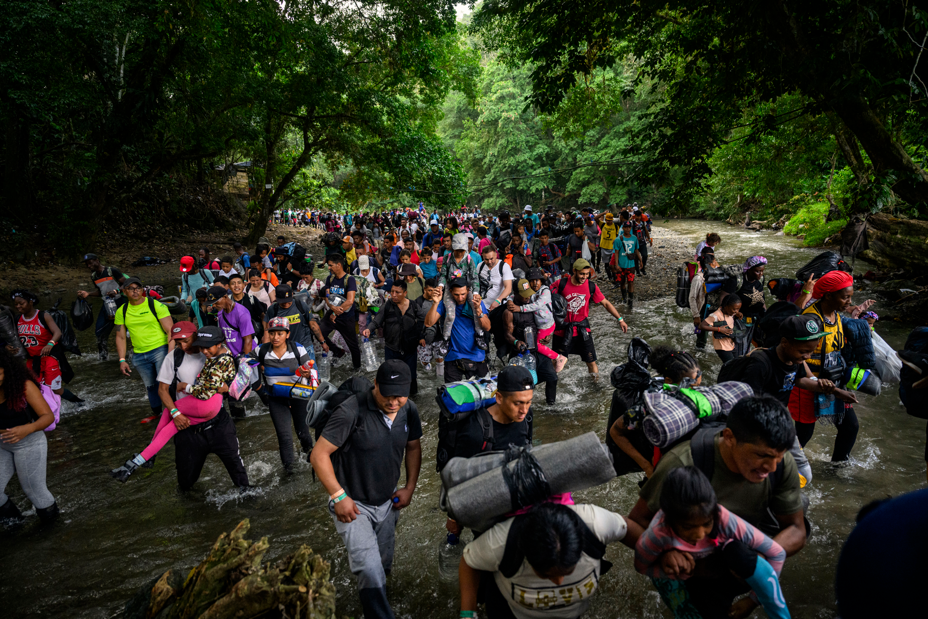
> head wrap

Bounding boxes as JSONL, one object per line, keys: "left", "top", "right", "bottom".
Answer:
{"left": 813, "top": 270, "right": 854, "bottom": 298}
{"left": 862, "top": 311, "right": 879, "bottom": 321}
{"left": 742, "top": 255, "right": 768, "bottom": 273}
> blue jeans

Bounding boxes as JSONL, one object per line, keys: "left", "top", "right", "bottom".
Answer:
{"left": 133, "top": 345, "right": 168, "bottom": 410}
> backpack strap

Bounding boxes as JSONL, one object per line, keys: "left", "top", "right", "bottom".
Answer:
{"left": 557, "top": 276, "right": 569, "bottom": 296}
{"left": 477, "top": 408, "right": 495, "bottom": 452}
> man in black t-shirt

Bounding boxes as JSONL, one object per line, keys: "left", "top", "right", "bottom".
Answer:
{"left": 442, "top": 365, "right": 535, "bottom": 538}
{"left": 320, "top": 254, "right": 361, "bottom": 369}
{"left": 310, "top": 361, "right": 422, "bottom": 619}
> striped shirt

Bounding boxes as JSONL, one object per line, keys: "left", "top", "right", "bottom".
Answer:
{"left": 635, "top": 505, "right": 785, "bottom": 579}
{"left": 258, "top": 342, "right": 311, "bottom": 388}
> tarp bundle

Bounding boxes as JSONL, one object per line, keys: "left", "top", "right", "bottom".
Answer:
{"left": 641, "top": 382, "right": 753, "bottom": 449}
{"left": 440, "top": 432, "right": 616, "bottom": 531}
{"left": 437, "top": 376, "right": 498, "bottom": 416}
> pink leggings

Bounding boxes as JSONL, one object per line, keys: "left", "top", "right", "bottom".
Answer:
{"left": 140, "top": 394, "right": 224, "bottom": 461}
{"left": 537, "top": 325, "right": 558, "bottom": 360}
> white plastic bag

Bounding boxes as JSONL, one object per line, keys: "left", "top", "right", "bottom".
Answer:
{"left": 872, "top": 330, "right": 902, "bottom": 383}
{"left": 581, "top": 239, "right": 592, "bottom": 261}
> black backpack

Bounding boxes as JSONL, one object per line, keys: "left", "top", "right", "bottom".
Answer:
{"left": 310, "top": 376, "right": 373, "bottom": 442}
{"left": 755, "top": 301, "right": 800, "bottom": 349}
{"left": 717, "top": 349, "right": 772, "bottom": 385}
{"left": 551, "top": 276, "right": 596, "bottom": 329}
{"left": 47, "top": 300, "right": 81, "bottom": 356}
{"left": 435, "top": 407, "right": 496, "bottom": 473}
{"left": 675, "top": 266, "right": 691, "bottom": 309}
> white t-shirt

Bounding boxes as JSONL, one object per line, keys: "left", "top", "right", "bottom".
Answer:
{"left": 463, "top": 504, "right": 627, "bottom": 619}
{"left": 481, "top": 260, "right": 514, "bottom": 304}
{"left": 156, "top": 350, "right": 206, "bottom": 400}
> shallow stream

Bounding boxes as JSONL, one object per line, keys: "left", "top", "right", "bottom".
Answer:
{"left": 2, "top": 221, "right": 923, "bottom": 619}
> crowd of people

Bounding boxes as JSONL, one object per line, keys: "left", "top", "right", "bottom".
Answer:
{"left": 1, "top": 201, "right": 926, "bottom": 619}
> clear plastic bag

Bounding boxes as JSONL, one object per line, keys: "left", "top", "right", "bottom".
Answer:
{"left": 872, "top": 331, "right": 902, "bottom": 383}
{"left": 229, "top": 358, "right": 260, "bottom": 400}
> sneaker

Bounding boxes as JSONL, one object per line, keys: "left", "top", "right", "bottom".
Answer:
{"left": 141, "top": 455, "right": 157, "bottom": 469}
{"left": 554, "top": 355, "right": 569, "bottom": 373}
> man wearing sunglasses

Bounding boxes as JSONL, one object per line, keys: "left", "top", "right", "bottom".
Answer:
{"left": 115, "top": 277, "right": 174, "bottom": 421}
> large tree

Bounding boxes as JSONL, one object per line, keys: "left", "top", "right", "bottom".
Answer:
{"left": 471, "top": 0, "right": 928, "bottom": 211}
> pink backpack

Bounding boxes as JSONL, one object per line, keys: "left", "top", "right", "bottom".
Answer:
{"left": 40, "top": 384, "right": 61, "bottom": 432}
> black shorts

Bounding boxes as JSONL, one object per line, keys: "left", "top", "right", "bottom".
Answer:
{"left": 553, "top": 326, "right": 597, "bottom": 363}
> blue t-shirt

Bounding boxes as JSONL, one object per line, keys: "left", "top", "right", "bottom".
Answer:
{"left": 617, "top": 234, "right": 639, "bottom": 269}
{"left": 469, "top": 250, "right": 482, "bottom": 266}
{"left": 420, "top": 259, "right": 439, "bottom": 279}
{"left": 435, "top": 300, "right": 489, "bottom": 363}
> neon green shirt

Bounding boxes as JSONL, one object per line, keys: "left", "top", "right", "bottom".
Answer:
{"left": 115, "top": 300, "right": 171, "bottom": 353}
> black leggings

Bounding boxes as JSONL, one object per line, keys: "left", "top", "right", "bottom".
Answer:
{"left": 795, "top": 406, "right": 860, "bottom": 462}
{"left": 174, "top": 411, "right": 249, "bottom": 490}
{"left": 636, "top": 244, "right": 649, "bottom": 273}
{"left": 715, "top": 349, "right": 736, "bottom": 364}
{"left": 268, "top": 397, "right": 312, "bottom": 469}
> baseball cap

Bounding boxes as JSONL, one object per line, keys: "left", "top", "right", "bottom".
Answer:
{"left": 605, "top": 213, "right": 614, "bottom": 222}
{"left": 622, "top": 220, "right": 632, "bottom": 227}
{"left": 526, "top": 267, "right": 545, "bottom": 281}
{"left": 516, "top": 278, "right": 534, "bottom": 298}
{"left": 376, "top": 359, "right": 412, "bottom": 397}
{"left": 572, "top": 258, "right": 592, "bottom": 271}
{"left": 204, "top": 286, "right": 227, "bottom": 304}
{"left": 430, "top": 221, "right": 440, "bottom": 227}
{"left": 342, "top": 236, "right": 352, "bottom": 244}
{"left": 780, "top": 314, "right": 827, "bottom": 341}
{"left": 192, "top": 325, "right": 225, "bottom": 348}
{"left": 170, "top": 321, "right": 198, "bottom": 340}
{"left": 82, "top": 253, "right": 99, "bottom": 262}
{"left": 122, "top": 277, "right": 143, "bottom": 289}
{"left": 267, "top": 316, "right": 290, "bottom": 332}
{"left": 497, "top": 365, "right": 534, "bottom": 393}
{"left": 398, "top": 263, "right": 418, "bottom": 277}
{"left": 179, "top": 256, "right": 195, "bottom": 273}
{"left": 276, "top": 284, "right": 293, "bottom": 300}
{"left": 452, "top": 233, "right": 469, "bottom": 251}
{"left": 357, "top": 255, "right": 370, "bottom": 270}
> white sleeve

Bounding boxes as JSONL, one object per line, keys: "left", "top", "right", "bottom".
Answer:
{"left": 501, "top": 263, "right": 514, "bottom": 281}
{"left": 156, "top": 351, "right": 176, "bottom": 385}
{"left": 462, "top": 519, "right": 512, "bottom": 571}
{"left": 573, "top": 504, "right": 628, "bottom": 544}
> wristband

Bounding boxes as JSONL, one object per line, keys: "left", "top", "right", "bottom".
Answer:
{"left": 617, "top": 316, "right": 624, "bottom": 322}
{"left": 802, "top": 288, "right": 813, "bottom": 294}
{"left": 460, "top": 612, "right": 476, "bottom": 618}
{"left": 119, "top": 358, "right": 127, "bottom": 363}
{"left": 170, "top": 408, "right": 180, "bottom": 419}
{"left": 329, "top": 489, "right": 345, "bottom": 500}
{"left": 332, "top": 492, "right": 348, "bottom": 503}
{"left": 185, "top": 384, "right": 194, "bottom": 394}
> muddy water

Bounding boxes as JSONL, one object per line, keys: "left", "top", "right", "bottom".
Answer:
{"left": 1, "top": 221, "right": 923, "bottom": 619}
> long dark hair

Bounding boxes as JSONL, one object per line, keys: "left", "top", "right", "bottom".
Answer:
{"left": 0, "top": 348, "right": 36, "bottom": 411}
{"left": 520, "top": 503, "right": 584, "bottom": 575}
{"left": 659, "top": 466, "right": 720, "bottom": 538}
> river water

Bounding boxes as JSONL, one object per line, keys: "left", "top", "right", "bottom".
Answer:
{"left": 2, "top": 221, "right": 923, "bottom": 619}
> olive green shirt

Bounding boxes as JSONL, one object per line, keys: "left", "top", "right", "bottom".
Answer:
{"left": 640, "top": 432, "right": 803, "bottom": 528}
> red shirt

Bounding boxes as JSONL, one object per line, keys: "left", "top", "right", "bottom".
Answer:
{"left": 17, "top": 311, "right": 53, "bottom": 356}
{"left": 560, "top": 278, "right": 605, "bottom": 323}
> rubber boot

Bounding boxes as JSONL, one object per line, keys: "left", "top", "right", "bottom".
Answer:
{"left": 110, "top": 455, "right": 144, "bottom": 482}
{"left": 61, "top": 389, "right": 84, "bottom": 403}
{"left": 98, "top": 338, "right": 109, "bottom": 361}
{"left": 0, "top": 497, "right": 24, "bottom": 524}
{"left": 36, "top": 501, "right": 60, "bottom": 524}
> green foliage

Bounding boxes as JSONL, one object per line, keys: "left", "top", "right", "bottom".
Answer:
{"left": 783, "top": 200, "right": 847, "bottom": 246}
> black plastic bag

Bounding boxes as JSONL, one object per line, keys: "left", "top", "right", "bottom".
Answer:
{"left": 71, "top": 297, "right": 94, "bottom": 331}
{"left": 48, "top": 299, "right": 81, "bottom": 355}
{"left": 796, "top": 251, "right": 853, "bottom": 282}
{"left": 611, "top": 337, "right": 654, "bottom": 403}
{"left": 755, "top": 301, "right": 800, "bottom": 349}
{"left": 627, "top": 337, "right": 651, "bottom": 367}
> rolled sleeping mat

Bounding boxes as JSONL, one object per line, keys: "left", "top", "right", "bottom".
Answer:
{"left": 641, "top": 381, "right": 753, "bottom": 449}
{"left": 159, "top": 296, "right": 188, "bottom": 316}
{"left": 443, "top": 432, "right": 616, "bottom": 531}
{"left": 845, "top": 366, "right": 882, "bottom": 396}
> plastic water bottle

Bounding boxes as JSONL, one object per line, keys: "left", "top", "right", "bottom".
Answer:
{"left": 361, "top": 337, "right": 379, "bottom": 372}
{"left": 524, "top": 325, "right": 536, "bottom": 350}
{"left": 103, "top": 295, "right": 118, "bottom": 318}
{"left": 523, "top": 352, "right": 538, "bottom": 385}
{"left": 438, "top": 533, "right": 462, "bottom": 582}
{"left": 436, "top": 359, "right": 445, "bottom": 382}
{"left": 509, "top": 353, "right": 525, "bottom": 369}
{"left": 317, "top": 352, "right": 331, "bottom": 381}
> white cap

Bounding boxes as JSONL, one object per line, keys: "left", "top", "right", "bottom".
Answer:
{"left": 524, "top": 205, "right": 532, "bottom": 212}
{"left": 452, "top": 233, "right": 469, "bottom": 251}
{"left": 358, "top": 255, "right": 370, "bottom": 270}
